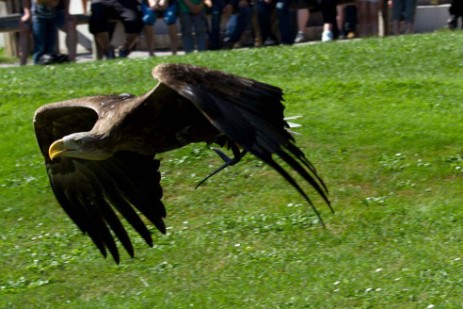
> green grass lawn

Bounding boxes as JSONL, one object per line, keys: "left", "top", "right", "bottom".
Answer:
{"left": 1, "top": 32, "right": 463, "bottom": 308}
{"left": 0, "top": 48, "right": 18, "bottom": 65}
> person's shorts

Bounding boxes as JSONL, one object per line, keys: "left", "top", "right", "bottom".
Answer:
{"left": 392, "top": 0, "right": 416, "bottom": 23}
{"left": 89, "top": 0, "right": 143, "bottom": 34}
{"left": 143, "top": 0, "right": 178, "bottom": 26}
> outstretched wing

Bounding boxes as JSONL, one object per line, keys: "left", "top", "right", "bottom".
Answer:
{"left": 34, "top": 96, "right": 166, "bottom": 263}
{"left": 153, "top": 63, "right": 332, "bottom": 222}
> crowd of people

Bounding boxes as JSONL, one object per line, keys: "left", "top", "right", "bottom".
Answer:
{"left": 16, "top": 0, "right": 462, "bottom": 65}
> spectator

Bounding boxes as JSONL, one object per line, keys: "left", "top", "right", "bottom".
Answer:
{"left": 143, "top": 0, "right": 179, "bottom": 56}
{"left": 178, "top": 0, "right": 208, "bottom": 53}
{"left": 22, "top": 0, "right": 77, "bottom": 65}
{"left": 222, "top": 0, "right": 253, "bottom": 48}
{"left": 448, "top": 0, "right": 463, "bottom": 30}
{"left": 391, "top": 0, "right": 416, "bottom": 35}
{"left": 84, "top": 0, "right": 143, "bottom": 58}
{"left": 357, "top": 0, "right": 381, "bottom": 37}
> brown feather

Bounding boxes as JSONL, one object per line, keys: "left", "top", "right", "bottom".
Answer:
{"left": 33, "top": 63, "right": 331, "bottom": 263}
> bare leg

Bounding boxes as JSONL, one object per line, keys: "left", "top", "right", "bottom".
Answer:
{"left": 95, "top": 32, "right": 111, "bottom": 54}
{"left": 19, "top": 23, "right": 30, "bottom": 66}
{"left": 336, "top": 5, "right": 344, "bottom": 35}
{"left": 123, "top": 32, "right": 138, "bottom": 51}
{"left": 295, "top": 9, "right": 309, "bottom": 42}
{"left": 167, "top": 24, "right": 178, "bottom": 55}
{"left": 61, "top": 17, "right": 77, "bottom": 61}
{"left": 368, "top": 2, "right": 379, "bottom": 36}
{"left": 252, "top": 8, "right": 262, "bottom": 47}
{"left": 297, "top": 9, "right": 309, "bottom": 32}
{"left": 405, "top": 22, "right": 413, "bottom": 34}
{"left": 144, "top": 25, "right": 155, "bottom": 56}
{"left": 357, "top": 0, "right": 367, "bottom": 36}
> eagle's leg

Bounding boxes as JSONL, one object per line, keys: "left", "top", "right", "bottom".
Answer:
{"left": 195, "top": 144, "right": 248, "bottom": 189}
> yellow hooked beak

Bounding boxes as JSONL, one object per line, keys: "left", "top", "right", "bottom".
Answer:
{"left": 49, "top": 140, "right": 67, "bottom": 160}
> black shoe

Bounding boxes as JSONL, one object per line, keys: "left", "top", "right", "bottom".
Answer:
{"left": 118, "top": 48, "right": 131, "bottom": 58}
{"left": 55, "top": 54, "right": 69, "bottom": 63}
{"left": 222, "top": 37, "right": 235, "bottom": 50}
{"left": 37, "top": 54, "right": 58, "bottom": 65}
{"left": 104, "top": 47, "right": 115, "bottom": 59}
{"left": 448, "top": 15, "right": 458, "bottom": 30}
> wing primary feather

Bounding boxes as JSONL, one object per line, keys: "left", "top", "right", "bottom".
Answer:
{"left": 262, "top": 156, "right": 326, "bottom": 227}
{"left": 102, "top": 156, "right": 167, "bottom": 234}
{"left": 91, "top": 164, "right": 154, "bottom": 247}
{"left": 48, "top": 174, "right": 89, "bottom": 234}
{"left": 93, "top": 194, "right": 135, "bottom": 258}
{"left": 104, "top": 187, "right": 154, "bottom": 247}
{"left": 275, "top": 149, "right": 333, "bottom": 214}
{"left": 75, "top": 193, "right": 121, "bottom": 263}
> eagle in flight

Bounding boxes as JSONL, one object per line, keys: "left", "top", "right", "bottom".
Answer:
{"left": 33, "top": 63, "right": 331, "bottom": 263}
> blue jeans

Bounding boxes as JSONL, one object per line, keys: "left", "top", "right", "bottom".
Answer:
{"left": 224, "top": 5, "right": 252, "bottom": 44}
{"left": 209, "top": 0, "right": 225, "bottom": 50}
{"left": 32, "top": 11, "right": 65, "bottom": 63}
{"left": 256, "top": 0, "right": 274, "bottom": 43}
{"left": 179, "top": 11, "right": 207, "bottom": 53}
{"left": 275, "top": 0, "right": 293, "bottom": 45}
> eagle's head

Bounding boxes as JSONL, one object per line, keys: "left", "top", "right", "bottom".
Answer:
{"left": 49, "top": 132, "right": 112, "bottom": 160}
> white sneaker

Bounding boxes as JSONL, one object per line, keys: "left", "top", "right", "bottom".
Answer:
{"left": 321, "top": 31, "right": 333, "bottom": 42}
{"left": 295, "top": 31, "right": 306, "bottom": 43}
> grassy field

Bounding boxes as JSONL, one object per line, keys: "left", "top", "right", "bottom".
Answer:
{"left": 1, "top": 32, "right": 463, "bottom": 308}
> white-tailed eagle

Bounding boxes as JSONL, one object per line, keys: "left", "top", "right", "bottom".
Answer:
{"left": 33, "top": 63, "right": 331, "bottom": 263}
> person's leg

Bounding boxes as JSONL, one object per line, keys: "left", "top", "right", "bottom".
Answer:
{"left": 89, "top": 2, "right": 113, "bottom": 57}
{"left": 344, "top": 5, "right": 357, "bottom": 38}
{"left": 391, "top": 0, "right": 402, "bottom": 35}
{"left": 164, "top": 1, "right": 179, "bottom": 54}
{"left": 225, "top": 5, "right": 252, "bottom": 44}
{"left": 295, "top": 9, "right": 309, "bottom": 42}
{"left": 32, "top": 17, "right": 48, "bottom": 63}
{"left": 43, "top": 18, "right": 57, "bottom": 55}
{"left": 256, "top": 0, "right": 273, "bottom": 43}
{"left": 56, "top": 11, "right": 77, "bottom": 60}
{"left": 123, "top": 33, "right": 139, "bottom": 52}
{"left": 167, "top": 24, "right": 179, "bottom": 55}
{"left": 144, "top": 24, "right": 155, "bottom": 56}
{"left": 19, "top": 21, "right": 31, "bottom": 65}
{"left": 357, "top": 0, "right": 367, "bottom": 36}
{"left": 275, "top": 0, "right": 293, "bottom": 44}
{"left": 297, "top": 8, "right": 309, "bottom": 33}
{"left": 320, "top": 0, "right": 337, "bottom": 41}
{"left": 403, "top": 0, "right": 415, "bottom": 34}
{"left": 251, "top": 4, "right": 263, "bottom": 46}
{"left": 336, "top": 5, "right": 345, "bottom": 37}
{"left": 224, "top": 14, "right": 238, "bottom": 44}
{"left": 369, "top": 1, "right": 379, "bottom": 36}
{"left": 180, "top": 12, "right": 195, "bottom": 53}
{"left": 113, "top": 0, "right": 143, "bottom": 56}
{"left": 192, "top": 13, "right": 208, "bottom": 51}
{"left": 448, "top": 0, "right": 458, "bottom": 30}
{"left": 209, "top": 0, "right": 224, "bottom": 49}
